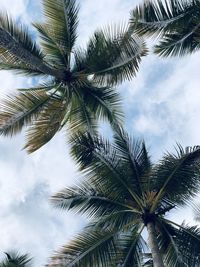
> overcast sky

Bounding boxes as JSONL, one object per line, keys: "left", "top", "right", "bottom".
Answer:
{"left": 0, "top": 0, "right": 200, "bottom": 266}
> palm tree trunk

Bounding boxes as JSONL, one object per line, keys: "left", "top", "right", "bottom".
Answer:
{"left": 0, "top": 28, "right": 65, "bottom": 80}
{"left": 146, "top": 222, "right": 165, "bottom": 267}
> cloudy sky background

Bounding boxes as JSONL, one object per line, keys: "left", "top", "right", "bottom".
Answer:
{"left": 0, "top": 0, "right": 200, "bottom": 266}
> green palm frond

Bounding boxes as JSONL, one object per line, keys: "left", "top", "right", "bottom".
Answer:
{"left": 0, "top": 45, "right": 45, "bottom": 77}
{"left": 154, "top": 28, "right": 200, "bottom": 57}
{"left": 113, "top": 125, "right": 152, "bottom": 195}
{"left": 68, "top": 94, "right": 98, "bottom": 135}
{"left": 81, "top": 23, "right": 147, "bottom": 86}
{"left": 0, "top": 89, "right": 56, "bottom": 136}
{"left": 51, "top": 181, "right": 134, "bottom": 219}
{"left": 161, "top": 219, "right": 200, "bottom": 266}
{"left": 24, "top": 95, "right": 68, "bottom": 153}
{"left": 0, "top": 252, "right": 32, "bottom": 267}
{"left": 117, "top": 226, "right": 145, "bottom": 267}
{"left": 130, "top": 0, "right": 200, "bottom": 57}
{"left": 70, "top": 132, "right": 143, "bottom": 209}
{"left": 38, "top": 0, "right": 79, "bottom": 68}
{"left": 33, "top": 23, "right": 69, "bottom": 68}
{"left": 0, "top": 12, "right": 44, "bottom": 59}
{"left": 80, "top": 84, "right": 123, "bottom": 125}
{"left": 0, "top": 62, "right": 45, "bottom": 76}
{"left": 151, "top": 145, "right": 200, "bottom": 210}
{"left": 48, "top": 226, "right": 119, "bottom": 267}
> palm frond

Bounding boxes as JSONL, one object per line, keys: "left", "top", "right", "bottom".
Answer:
{"left": 82, "top": 23, "right": 147, "bottom": 86}
{"left": 130, "top": 0, "right": 200, "bottom": 57}
{"left": 24, "top": 95, "right": 68, "bottom": 153}
{"left": 48, "top": 226, "right": 119, "bottom": 267}
{"left": 0, "top": 12, "right": 44, "bottom": 59}
{"left": 51, "top": 181, "right": 134, "bottom": 219}
{"left": 39, "top": 0, "right": 79, "bottom": 68}
{"left": 0, "top": 46, "right": 45, "bottom": 77}
{"left": 33, "top": 23, "right": 69, "bottom": 68}
{"left": 0, "top": 12, "right": 64, "bottom": 78}
{"left": 155, "top": 27, "right": 200, "bottom": 57}
{"left": 68, "top": 99, "right": 97, "bottom": 136}
{"left": 80, "top": 83, "right": 123, "bottom": 125}
{"left": 0, "top": 89, "right": 55, "bottom": 136}
{"left": 118, "top": 226, "right": 146, "bottom": 267}
{"left": 162, "top": 219, "right": 200, "bottom": 266}
{"left": 113, "top": 125, "right": 152, "bottom": 195}
{"left": 70, "top": 132, "right": 143, "bottom": 209}
{"left": 151, "top": 145, "right": 200, "bottom": 210}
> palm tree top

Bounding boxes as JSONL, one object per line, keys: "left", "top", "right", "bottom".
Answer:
{"left": 0, "top": 0, "right": 147, "bottom": 153}
{"left": 48, "top": 127, "right": 200, "bottom": 266}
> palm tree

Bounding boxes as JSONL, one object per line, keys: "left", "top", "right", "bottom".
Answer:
{"left": 0, "top": 0, "right": 147, "bottom": 153}
{"left": 0, "top": 252, "right": 32, "bottom": 267}
{"left": 130, "top": 0, "right": 200, "bottom": 57}
{"left": 48, "top": 127, "right": 200, "bottom": 266}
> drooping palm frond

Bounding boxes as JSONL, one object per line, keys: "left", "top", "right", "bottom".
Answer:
{"left": 159, "top": 219, "right": 200, "bottom": 266}
{"left": 0, "top": 89, "right": 54, "bottom": 136}
{"left": 77, "top": 23, "right": 147, "bottom": 86}
{"left": 24, "top": 95, "right": 68, "bottom": 153}
{"left": 151, "top": 145, "right": 200, "bottom": 210}
{"left": 0, "top": 252, "right": 32, "bottom": 267}
{"left": 48, "top": 226, "right": 119, "bottom": 267}
{"left": 130, "top": 0, "right": 200, "bottom": 57}
{"left": 115, "top": 226, "right": 145, "bottom": 267}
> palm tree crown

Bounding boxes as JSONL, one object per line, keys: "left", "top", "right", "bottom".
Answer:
{"left": 0, "top": 0, "right": 147, "bottom": 153}
{"left": 130, "top": 0, "right": 200, "bottom": 57}
{"left": 49, "top": 127, "right": 200, "bottom": 266}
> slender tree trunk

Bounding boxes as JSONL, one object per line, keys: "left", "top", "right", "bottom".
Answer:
{"left": 146, "top": 222, "right": 165, "bottom": 267}
{"left": 0, "top": 28, "right": 66, "bottom": 80}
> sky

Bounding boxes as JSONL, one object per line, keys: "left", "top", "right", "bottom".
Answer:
{"left": 0, "top": 0, "right": 200, "bottom": 266}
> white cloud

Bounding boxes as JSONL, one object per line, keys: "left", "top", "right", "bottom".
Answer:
{"left": 0, "top": 0, "right": 27, "bottom": 18}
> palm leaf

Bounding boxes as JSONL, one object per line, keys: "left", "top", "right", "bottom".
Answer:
{"left": 0, "top": 12, "right": 44, "bottom": 59}
{"left": 79, "top": 84, "right": 123, "bottom": 125}
{"left": 130, "top": 0, "right": 200, "bottom": 57}
{"left": 70, "top": 132, "right": 143, "bottom": 209}
{"left": 0, "top": 12, "right": 63, "bottom": 78}
{"left": 0, "top": 89, "right": 56, "bottom": 136}
{"left": 48, "top": 226, "right": 119, "bottom": 267}
{"left": 24, "top": 95, "right": 68, "bottom": 153}
{"left": 118, "top": 226, "right": 145, "bottom": 267}
{"left": 39, "top": 0, "right": 79, "bottom": 68}
{"left": 33, "top": 23, "right": 69, "bottom": 68}
{"left": 151, "top": 145, "right": 200, "bottom": 210}
{"left": 113, "top": 125, "right": 152, "bottom": 195}
{"left": 51, "top": 181, "right": 134, "bottom": 219}
{"left": 81, "top": 23, "right": 147, "bottom": 86}
{"left": 162, "top": 219, "right": 200, "bottom": 266}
